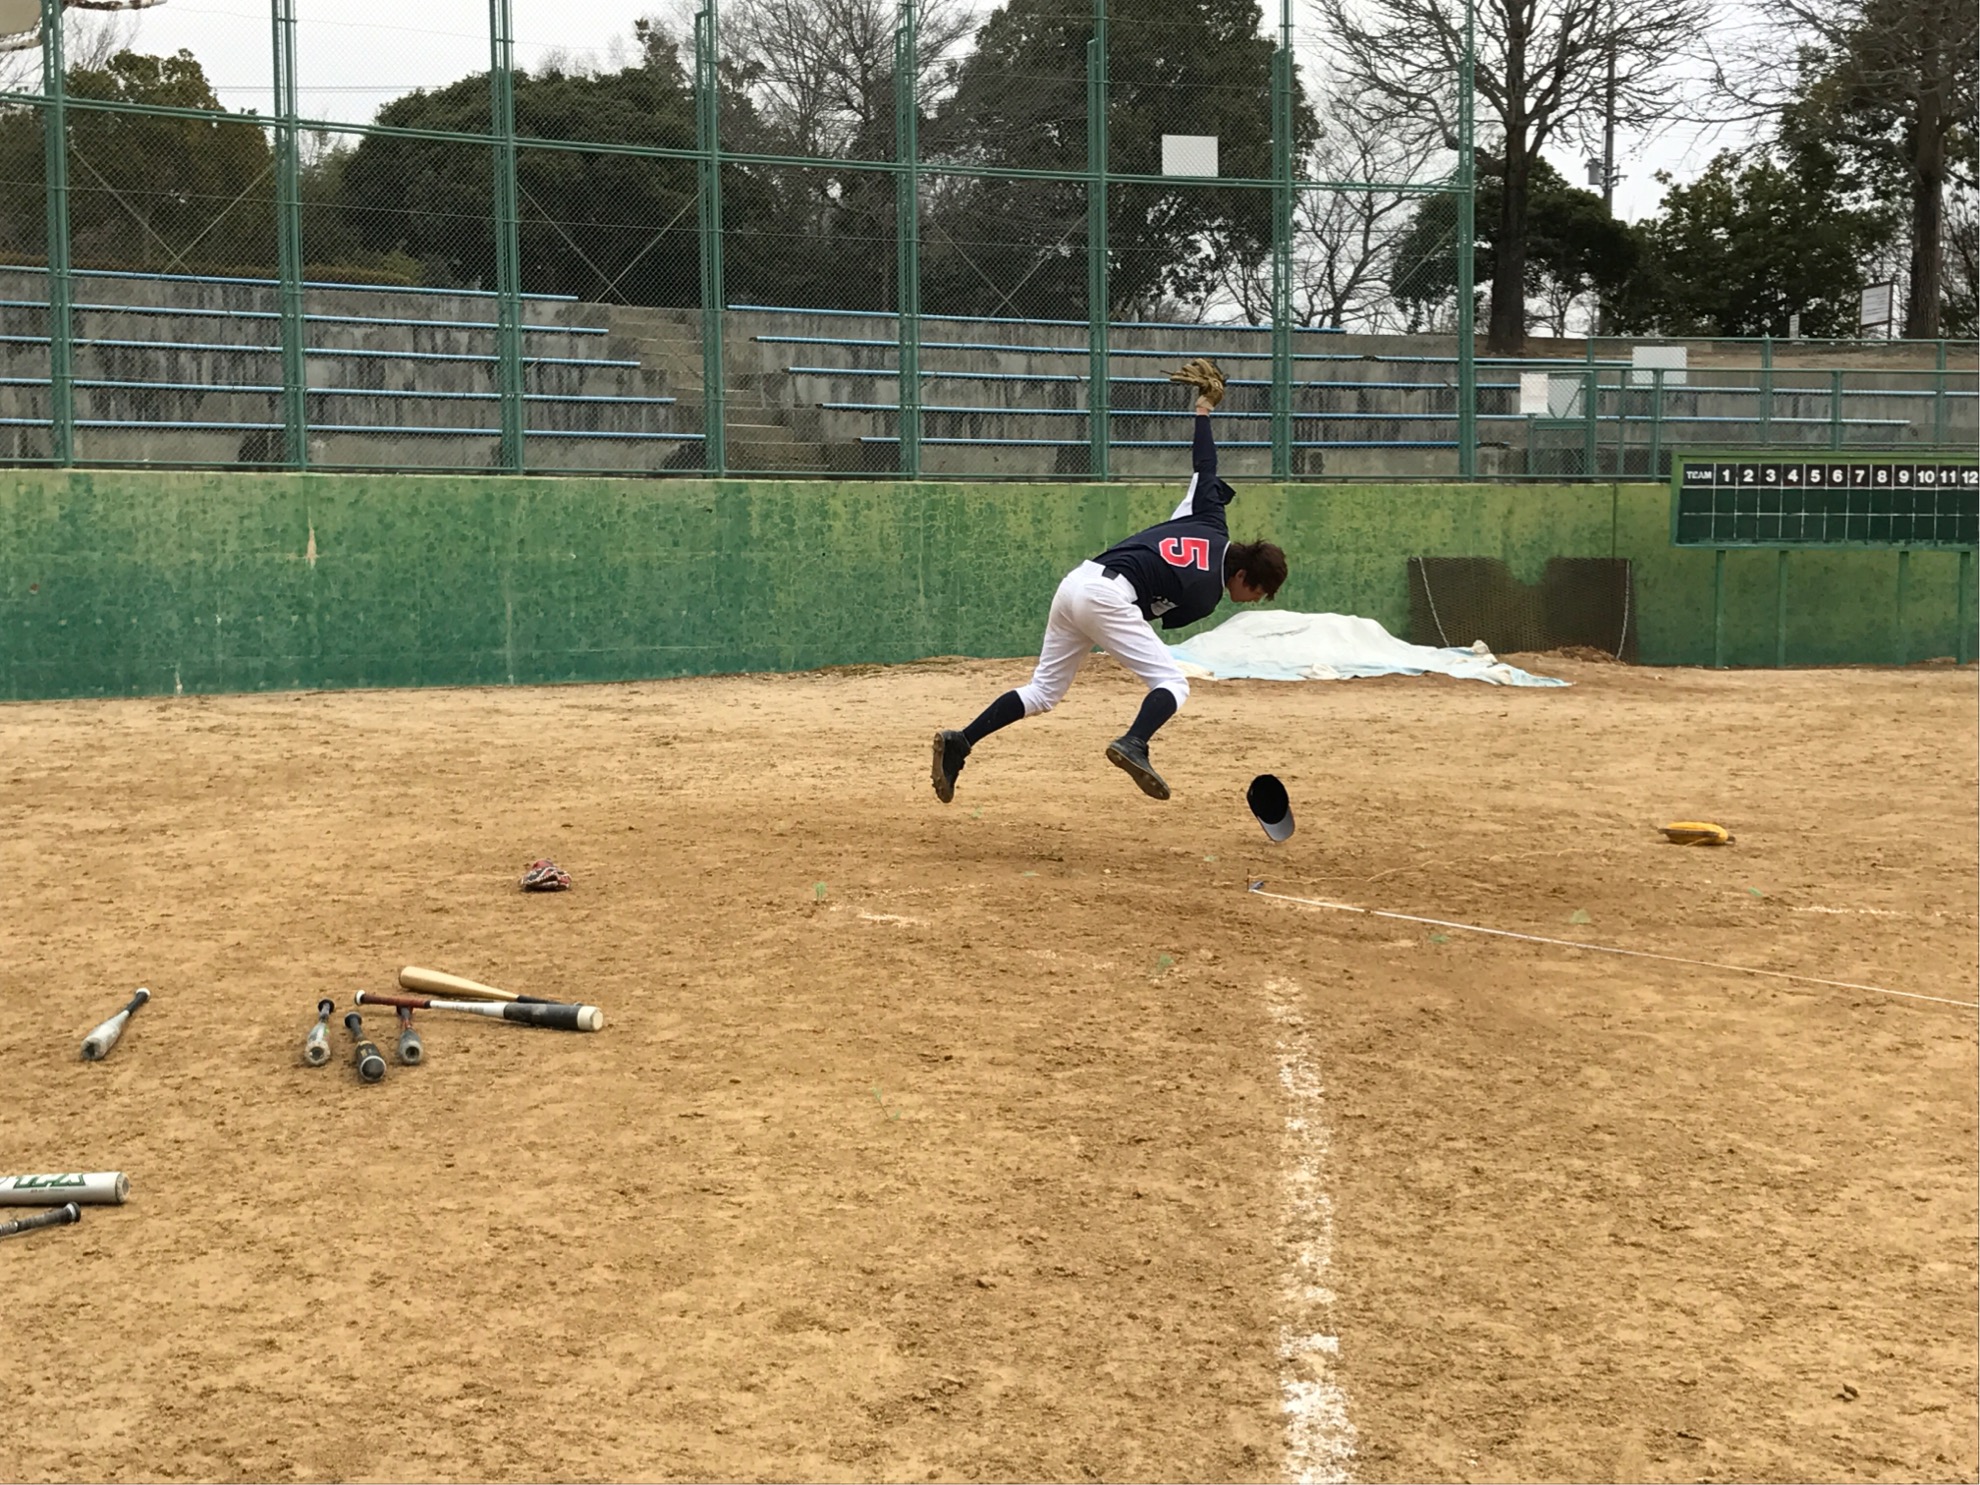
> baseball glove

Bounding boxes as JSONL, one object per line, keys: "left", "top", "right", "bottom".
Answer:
{"left": 1167, "top": 357, "right": 1227, "bottom": 408}
{"left": 520, "top": 858, "right": 573, "bottom": 890}
{"left": 1659, "top": 821, "right": 1733, "bottom": 846}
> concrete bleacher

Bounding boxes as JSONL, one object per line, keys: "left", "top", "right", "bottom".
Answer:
{"left": 0, "top": 266, "right": 695, "bottom": 471}
{"left": 726, "top": 305, "right": 1976, "bottom": 478}
{"left": 0, "top": 275, "right": 1970, "bottom": 479}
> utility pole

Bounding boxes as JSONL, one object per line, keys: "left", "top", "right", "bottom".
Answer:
{"left": 1592, "top": 0, "right": 1617, "bottom": 336}
{"left": 1600, "top": 2, "right": 1616, "bottom": 216}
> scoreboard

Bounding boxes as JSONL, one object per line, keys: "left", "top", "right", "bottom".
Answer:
{"left": 1672, "top": 451, "right": 1978, "bottom": 549}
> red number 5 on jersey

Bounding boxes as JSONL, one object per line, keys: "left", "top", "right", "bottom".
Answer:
{"left": 1159, "top": 536, "right": 1211, "bottom": 570}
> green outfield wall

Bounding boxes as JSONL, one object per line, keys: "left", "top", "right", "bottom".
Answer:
{"left": 1, "top": 470, "right": 1971, "bottom": 700}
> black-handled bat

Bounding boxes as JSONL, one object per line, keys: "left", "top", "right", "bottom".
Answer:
{"left": 343, "top": 1011, "right": 385, "bottom": 1083}
{"left": 356, "top": 990, "right": 602, "bottom": 1032}
{"left": 395, "top": 1005, "right": 424, "bottom": 1065}
{"left": 0, "top": 1202, "right": 82, "bottom": 1240}
{"left": 82, "top": 988, "right": 150, "bottom": 1060}
{"left": 303, "top": 998, "right": 335, "bottom": 1066}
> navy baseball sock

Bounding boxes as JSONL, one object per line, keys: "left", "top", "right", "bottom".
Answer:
{"left": 963, "top": 690, "right": 1026, "bottom": 745}
{"left": 1126, "top": 688, "right": 1178, "bottom": 742}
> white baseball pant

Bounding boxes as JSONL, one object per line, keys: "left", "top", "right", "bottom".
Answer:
{"left": 1015, "top": 561, "right": 1191, "bottom": 717}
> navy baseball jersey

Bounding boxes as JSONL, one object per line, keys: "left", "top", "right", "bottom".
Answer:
{"left": 1093, "top": 415, "right": 1235, "bottom": 630}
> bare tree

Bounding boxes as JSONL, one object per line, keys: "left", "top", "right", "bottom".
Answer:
{"left": 637, "top": 0, "right": 978, "bottom": 308}
{"left": 1707, "top": 0, "right": 1977, "bottom": 337}
{"left": 0, "top": 6, "right": 143, "bottom": 94}
{"left": 695, "top": 0, "right": 978, "bottom": 157}
{"left": 1311, "top": 0, "right": 1710, "bottom": 353}
{"left": 1217, "top": 88, "right": 1444, "bottom": 330}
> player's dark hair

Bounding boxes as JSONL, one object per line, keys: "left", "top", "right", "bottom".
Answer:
{"left": 1226, "top": 540, "right": 1288, "bottom": 597}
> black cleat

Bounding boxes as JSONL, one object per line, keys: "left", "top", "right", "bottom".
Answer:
{"left": 1105, "top": 734, "right": 1170, "bottom": 800}
{"left": 931, "top": 729, "right": 971, "bottom": 803}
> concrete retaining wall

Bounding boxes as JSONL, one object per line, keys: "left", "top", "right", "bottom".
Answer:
{"left": 2, "top": 467, "right": 1968, "bottom": 701}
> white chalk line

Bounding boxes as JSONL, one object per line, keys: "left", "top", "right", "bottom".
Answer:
{"left": 1267, "top": 980, "right": 1357, "bottom": 1484}
{"left": 1249, "top": 883, "right": 1978, "bottom": 1011}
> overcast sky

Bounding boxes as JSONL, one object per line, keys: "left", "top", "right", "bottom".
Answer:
{"left": 42, "top": 0, "right": 1746, "bottom": 224}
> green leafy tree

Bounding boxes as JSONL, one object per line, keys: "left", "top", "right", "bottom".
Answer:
{"left": 0, "top": 104, "right": 43, "bottom": 261}
{"left": 332, "top": 25, "right": 781, "bottom": 306}
{"left": 1711, "top": 0, "right": 1977, "bottom": 336}
{"left": 1390, "top": 154, "right": 1640, "bottom": 336}
{"left": 915, "top": 0, "right": 1318, "bottom": 319}
{"left": 1617, "top": 148, "right": 1892, "bottom": 337}
{"left": 0, "top": 49, "right": 274, "bottom": 273}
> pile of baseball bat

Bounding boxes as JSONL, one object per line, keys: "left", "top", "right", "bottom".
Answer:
{"left": 303, "top": 966, "right": 604, "bottom": 1079}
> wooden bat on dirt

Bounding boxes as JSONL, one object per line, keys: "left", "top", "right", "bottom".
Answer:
{"left": 82, "top": 988, "right": 149, "bottom": 1060}
{"left": 0, "top": 1202, "right": 81, "bottom": 1241}
{"left": 399, "top": 966, "right": 565, "bottom": 1005}
{"left": 357, "top": 990, "right": 603, "bottom": 1033}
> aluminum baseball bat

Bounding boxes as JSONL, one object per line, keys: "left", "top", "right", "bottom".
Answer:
{"left": 81, "top": 987, "right": 150, "bottom": 1060}
{"left": 303, "top": 998, "right": 335, "bottom": 1066}
{"left": 398, "top": 965, "right": 560, "bottom": 1005}
{"left": 395, "top": 1005, "right": 424, "bottom": 1065}
{"left": 344, "top": 1012, "right": 385, "bottom": 1083}
{"left": 0, "top": 1202, "right": 81, "bottom": 1240}
{"left": 0, "top": 1172, "right": 130, "bottom": 1206}
{"left": 356, "top": 989, "right": 603, "bottom": 1033}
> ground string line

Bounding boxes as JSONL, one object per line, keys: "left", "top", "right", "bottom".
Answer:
{"left": 1246, "top": 882, "right": 1979, "bottom": 1012}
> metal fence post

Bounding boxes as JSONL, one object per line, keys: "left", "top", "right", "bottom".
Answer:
{"left": 488, "top": 0, "right": 524, "bottom": 473}
{"left": 1454, "top": 0, "right": 1476, "bottom": 479}
{"left": 1894, "top": 549, "right": 1909, "bottom": 664}
{"left": 1085, "top": 0, "right": 1108, "bottom": 481}
{"left": 1933, "top": 339, "right": 1948, "bottom": 446}
{"left": 1775, "top": 549, "right": 1788, "bottom": 667}
{"left": 1712, "top": 548, "right": 1727, "bottom": 668}
{"left": 1268, "top": 0, "right": 1292, "bottom": 481}
{"left": 894, "top": 3, "right": 921, "bottom": 479}
{"left": 1647, "top": 367, "right": 1663, "bottom": 475}
{"left": 1582, "top": 364, "right": 1598, "bottom": 479}
{"left": 271, "top": 0, "right": 308, "bottom": 470}
{"left": 1828, "top": 368, "right": 1843, "bottom": 451}
{"left": 39, "top": 0, "right": 72, "bottom": 466}
{"left": 1959, "top": 549, "right": 1975, "bottom": 666}
{"left": 1758, "top": 335, "right": 1772, "bottom": 446}
{"left": 694, "top": 2, "right": 727, "bottom": 474}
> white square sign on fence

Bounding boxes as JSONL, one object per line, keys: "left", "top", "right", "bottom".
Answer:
{"left": 1547, "top": 374, "right": 1586, "bottom": 417}
{"left": 1630, "top": 344, "right": 1688, "bottom": 387}
{"left": 1161, "top": 135, "right": 1219, "bottom": 177}
{"left": 1519, "top": 372, "right": 1551, "bottom": 416}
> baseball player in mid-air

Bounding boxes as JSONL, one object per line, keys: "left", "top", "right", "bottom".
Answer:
{"left": 931, "top": 359, "right": 1287, "bottom": 804}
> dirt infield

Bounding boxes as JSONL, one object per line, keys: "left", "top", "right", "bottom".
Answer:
{"left": 3, "top": 655, "right": 1974, "bottom": 1484}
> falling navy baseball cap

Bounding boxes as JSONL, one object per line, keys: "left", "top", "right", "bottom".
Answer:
{"left": 1247, "top": 774, "right": 1294, "bottom": 842}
